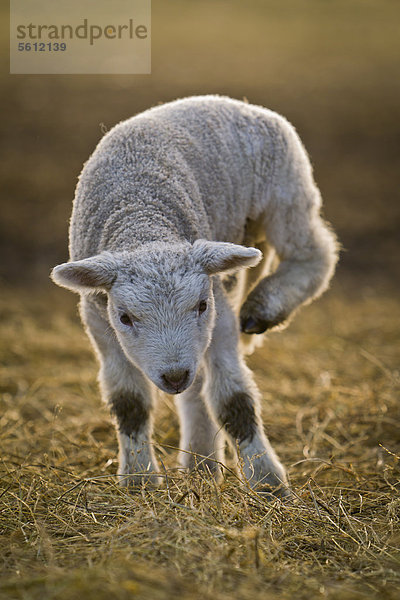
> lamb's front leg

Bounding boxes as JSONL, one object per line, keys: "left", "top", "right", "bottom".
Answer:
{"left": 109, "top": 382, "right": 160, "bottom": 487}
{"left": 81, "top": 297, "right": 161, "bottom": 486}
{"left": 205, "top": 283, "right": 289, "bottom": 497}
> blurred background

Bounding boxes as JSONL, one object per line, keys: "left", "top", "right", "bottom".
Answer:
{"left": 1, "top": 6, "right": 399, "bottom": 595}
{"left": 1, "top": 0, "right": 399, "bottom": 289}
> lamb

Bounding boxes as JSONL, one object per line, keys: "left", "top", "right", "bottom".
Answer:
{"left": 51, "top": 95, "right": 338, "bottom": 497}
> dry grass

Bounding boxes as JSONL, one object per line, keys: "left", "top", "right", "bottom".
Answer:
{"left": 2, "top": 0, "right": 400, "bottom": 597}
{"left": 1, "top": 283, "right": 399, "bottom": 599}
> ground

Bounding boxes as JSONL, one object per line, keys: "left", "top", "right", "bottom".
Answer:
{"left": 1, "top": 282, "right": 399, "bottom": 600}
{"left": 1, "top": 0, "right": 399, "bottom": 597}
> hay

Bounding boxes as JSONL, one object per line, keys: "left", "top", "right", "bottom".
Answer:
{"left": 1, "top": 285, "right": 399, "bottom": 599}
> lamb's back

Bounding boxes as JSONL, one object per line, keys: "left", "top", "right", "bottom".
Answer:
{"left": 69, "top": 96, "right": 285, "bottom": 260}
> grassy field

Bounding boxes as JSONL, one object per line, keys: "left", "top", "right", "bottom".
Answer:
{"left": 1, "top": 283, "right": 399, "bottom": 599}
{"left": 1, "top": 0, "right": 400, "bottom": 597}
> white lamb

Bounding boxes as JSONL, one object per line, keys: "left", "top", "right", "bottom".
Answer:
{"left": 51, "top": 95, "right": 338, "bottom": 497}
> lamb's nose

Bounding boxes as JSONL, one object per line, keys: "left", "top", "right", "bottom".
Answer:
{"left": 162, "top": 369, "right": 189, "bottom": 392}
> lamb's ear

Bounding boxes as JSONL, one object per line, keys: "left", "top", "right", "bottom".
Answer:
{"left": 50, "top": 253, "right": 117, "bottom": 293}
{"left": 192, "top": 240, "right": 262, "bottom": 275}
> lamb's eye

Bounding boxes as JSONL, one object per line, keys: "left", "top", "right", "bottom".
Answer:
{"left": 120, "top": 313, "right": 133, "bottom": 326}
{"left": 198, "top": 300, "right": 207, "bottom": 315}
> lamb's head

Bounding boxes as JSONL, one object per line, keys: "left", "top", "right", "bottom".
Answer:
{"left": 51, "top": 240, "right": 261, "bottom": 394}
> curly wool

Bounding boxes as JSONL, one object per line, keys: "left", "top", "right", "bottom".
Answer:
{"left": 70, "top": 95, "right": 309, "bottom": 258}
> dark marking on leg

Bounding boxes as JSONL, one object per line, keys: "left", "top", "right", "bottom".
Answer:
{"left": 219, "top": 392, "right": 256, "bottom": 443}
{"left": 110, "top": 393, "right": 148, "bottom": 437}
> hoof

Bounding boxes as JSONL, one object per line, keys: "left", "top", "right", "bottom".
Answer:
{"left": 117, "top": 472, "right": 163, "bottom": 488}
{"left": 257, "top": 483, "right": 292, "bottom": 501}
{"left": 252, "top": 478, "right": 292, "bottom": 501}
{"left": 240, "top": 313, "right": 287, "bottom": 334}
{"left": 240, "top": 316, "right": 269, "bottom": 334}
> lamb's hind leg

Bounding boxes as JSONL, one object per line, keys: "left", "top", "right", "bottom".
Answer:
{"left": 205, "top": 281, "right": 290, "bottom": 497}
{"left": 80, "top": 296, "right": 161, "bottom": 486}
{"left": 175, "top": 369, "right": 225, "bottom": 481}
{"left": 240, "top": 195, "right": 338, "bottom": 334}
{"left": 239, "top": 239, "right": 276, "bottom": 356}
